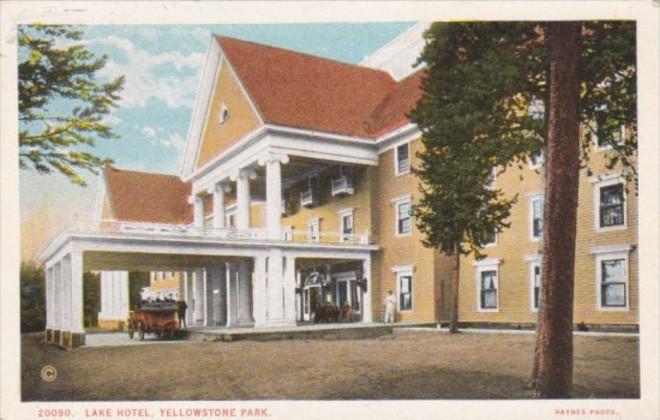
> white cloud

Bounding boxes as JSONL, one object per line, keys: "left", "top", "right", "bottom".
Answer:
{"left": 101, "top": 114, "right": 122, "bottom": 126}
{"left": 90, "top": 36, "right": 205, "bottom": 109}
{"left": 161, "top": 132, "right": 186, "bottom": 152}
{"left": 141, "top": 126, "right": 157, "bottom": 138}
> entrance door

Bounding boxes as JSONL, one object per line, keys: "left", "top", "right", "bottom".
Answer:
{"left": 333, "top": 271, "right": 362, "bottom": 319}
{"left": 303, "top": 285, "right": 321, "bottom": 321}
{"left": 336, "top": 281, "right": 349, "bottom": 307}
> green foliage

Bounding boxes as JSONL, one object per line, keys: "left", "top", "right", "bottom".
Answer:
{"left": 19, "top": 24, "right": 125, "bottom": 186}
{"left": 21, "top": 262, "right": 46, "bottom": 332}
{"left": 410, "top": 21, "right": 636, "bottom": 258}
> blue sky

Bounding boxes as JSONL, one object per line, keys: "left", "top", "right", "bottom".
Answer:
{"left": 20, "top": 22, "right": 416, "bottom": 260}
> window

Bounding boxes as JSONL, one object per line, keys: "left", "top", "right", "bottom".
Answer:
{"left": 600, "top": 258, "right": 627, "bottom": 308}
{"left": 599, "top": 183, "right": 625, "bottom": 228}
{"left": 480, "top": 271, "right": 498, "bottom": 310}
{"left": 529, "top": 260, "right": 541, "bottom": 310}
{"left": 338, "top": 209, "right": 354, "bottom": 242}
{"left": 307, "top": 218, "right": 320, "bottom": 243}
{"left": 591, "top": 246, "right": 631, "bottom": 311}
{"left": 395, "top": 142, "right": 410, "bottom": 175}
{"left": 392, "top": 195, "right": 412, "bottom": 236}
{"left": 474, "top": 259, "right": 500, "bottom": 312}
{"left": 529, "top": 194, "right": 544, "bottom": 241}
{"left": 397, "top": 272, "right": 413, "bottom": 311}
{"left": 593, "top": 122, "right": 626, "bottom": 150}
{"left": 483, "top": 227, "right": 497, "bottom": 247}
{"left": 219, "top": 102, "right": 230, "bottom": 124}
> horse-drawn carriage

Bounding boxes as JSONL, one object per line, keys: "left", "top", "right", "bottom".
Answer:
{"left": 128, "top": 302, "right": 180, "bottom": 340}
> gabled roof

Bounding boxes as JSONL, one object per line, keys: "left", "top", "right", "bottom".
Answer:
{"left": 369, "top": 69, "right": 426, "bottom": 137}
{"left": 215, "top": 36, "right": 424, "bottom": 139}
{"left": 103, "top": 166, "right": 192, "bottom": 224}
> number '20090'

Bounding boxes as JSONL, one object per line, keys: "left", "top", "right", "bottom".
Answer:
{"left": 38, "top": 408, "right": 72, "bottom": 417}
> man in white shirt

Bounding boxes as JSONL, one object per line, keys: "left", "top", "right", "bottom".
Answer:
{"left": 384, "top": 290, "right": 396, "bottom": 323}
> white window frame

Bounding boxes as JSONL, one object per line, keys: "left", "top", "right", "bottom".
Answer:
{"left": 392, "top": 265, "right": 414, "bottom": 313}
{"left": 484, "top": 228, "right": 497, "bottom": 248}
{"left": 591, "top": 246, "right": 631, "bottom": 311}
{"left": 474, "top": 259, "right": 500, "bottom": 312}
{"left": 391, "top": 195, "right": 412, "bottom": 237}
{"left": 307, "top": 217, "right": 320, "bottom": 243}
{"left": 592, "top": 122, "right": 626, "bottom": 151}
{"left": 338, "top": 208, "right": 355, "bottom": 242}
{"left": 527, "top": 191, "right": 544, "bottom": 242}
{"left": 525, "top": 255, "right": 541, "bottom": 312}
{"left": 591, "top": 174, "right": 627, "bottom": 232}
{"left": 529, "top": 149, "right": 545, "bottom": 170}
{"left": 394, "top": 141, "right": 411, "bottom": 176}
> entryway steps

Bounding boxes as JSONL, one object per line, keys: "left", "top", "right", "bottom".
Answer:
{"left": 183, "top": 323, "right": 395, "bottom": 342}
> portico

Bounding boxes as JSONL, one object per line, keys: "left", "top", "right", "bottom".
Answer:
{"left": 38, "top": 223, "right": 376, "bottom": 348}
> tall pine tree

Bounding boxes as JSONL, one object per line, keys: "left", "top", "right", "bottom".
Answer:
{"left": 410, "top": 21, "right": 636, "bottom": 396}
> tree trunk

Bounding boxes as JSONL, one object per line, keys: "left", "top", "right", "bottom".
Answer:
{"left": 449, "top": 242, "right": 461, "bottom": 334}
{"left": 532, "top": 22, "right": 582, "bottom": 398}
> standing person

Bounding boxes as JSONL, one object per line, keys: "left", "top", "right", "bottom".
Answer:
{"left": 177, "top": 300, "right": 188, "bottom": 329}
{"left": 384, "top": 290, "right": 396, "bottom": 323}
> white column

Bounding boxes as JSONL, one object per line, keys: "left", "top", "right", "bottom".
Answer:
{"left": 69, "top": 252, "right": 84, "bottom": 333}
{"left": 53, "top": 262, "right": 62, "bottom": 330}
{"left": 211, "top": 183, "right": 226, "bottom": 230}
{"left": 283, "top": 256, "right": 297, "bottom": 324}
{"left": 266, "top": 159, "right": 283, "bottom": 240}
{"left": 252, "top": 256, "right": 267, "bottom": 327}
{"left": 184, "top": 271, "right": 193, "bottom": 326}
{"left": 202, "top": 268, "right": 209, "bottom": 327}
{"left": 295, "top": 269, "right": 302, "bottom": 322}
{"left": 225, "top": 263, "right": 233, "bottom": 326}
{"left": 119, "top": 272, "right": 129, "bottom": 319}
{"left": 235, "top": 169, "right": 253, "bottom": 230}
{"left": 45, "top": 267, "right": 53, "bottom": 330}
{"left": 191, "top": 195, "right": 204, "bottom": 230}
{"left": 266, "top": 249, "right": 285, "bottom": 324}
{"left": 237, "top": 260, "right": 254, "bottom": 325}
{"left": 362, "top": 257, "right": 373, "bottom": 323}
{"left": 193, "top": 269, "right": 205, "bottom": 325}
{"left": 112, "top": 272, "right": 121, "bottom": 318}
{"left": 61, "top": 257, "right": 72, "bottom": 332}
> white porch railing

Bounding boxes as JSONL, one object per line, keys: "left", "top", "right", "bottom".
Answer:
{"left": 281, "top": 229, "right": 372, "bottom": 245}
{"left": 57, "top": 219, "right": 374, "bottom": 245}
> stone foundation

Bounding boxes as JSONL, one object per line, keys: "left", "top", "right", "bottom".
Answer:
{"left": 48, "top": 330, "right": 86, "bottom": 349}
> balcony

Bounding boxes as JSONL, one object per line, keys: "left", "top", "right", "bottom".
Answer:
{"left": 331, "top": 175, "right": 354, "bottom": 197}
{"left": 281, "top": 229, "right": 371, "bottom": 245}
{"left": 45, "top": 219, "right": 376, "bottom": 246}
{"left": 300, "top": 189, "right": 318, "bottom": 208}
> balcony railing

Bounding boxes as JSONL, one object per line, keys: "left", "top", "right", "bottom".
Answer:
{"left": 281, "top": 229, "right": 372, "bottom": 245}
{"left": 300, "top": 189, "right": 318, "bottom": 208}
{"left": 51, "top": 219, "right": 375, "bottom": 246}
{"left": 331, "top": 175, "right": 354, "bottom": 197}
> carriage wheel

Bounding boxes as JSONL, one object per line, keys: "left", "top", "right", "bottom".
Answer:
{"left": 137, "top": 322, "right": 145, "bottom": 341}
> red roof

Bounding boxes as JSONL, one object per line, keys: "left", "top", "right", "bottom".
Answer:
{"left": 369, "top": 70, "right": 426, "bottom": 136}
{"left": 216, "top": 36, "right": 424, "bottom": 138}
{"left": 104, "top": 167, "right": 192, "bottom": 224}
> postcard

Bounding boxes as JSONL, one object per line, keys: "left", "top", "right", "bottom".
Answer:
{"left": 1, "top": 2, "right": 658, "bottom": 420}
